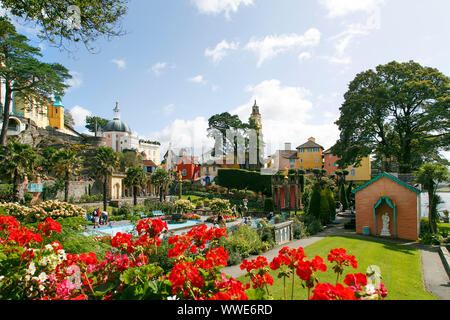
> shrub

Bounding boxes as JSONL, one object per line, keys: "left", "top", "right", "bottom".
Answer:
{"left": 306, "top": 217, "right": 323, "bottom": 235}
{"left": 209, "top": 199, "right": 232, "bottom": 215}
{"left": 221, "top": 225, "right": 267, "bottom": 263}
{"left": 216, "top": 169, "right": 271, "bottom": 195}
{"left": 344, "top": 219, "right": 356, "bottom": 230}
{"left": 263, "top": 198, "right": 274, "bottom": 213}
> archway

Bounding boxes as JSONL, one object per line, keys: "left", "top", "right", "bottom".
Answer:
{"left": 373, "top": 196, "right": 397, "bottom": 237}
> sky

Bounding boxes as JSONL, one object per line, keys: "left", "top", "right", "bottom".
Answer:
{"left": 10, "top": 0, "right": 450, "bottom": 159}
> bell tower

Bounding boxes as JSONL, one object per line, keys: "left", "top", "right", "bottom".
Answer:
{"left": 249, "top": 100, "right": 262, "bottom": 134}
{"left": 48, "top": 95, "right": 65, "bottom": 130}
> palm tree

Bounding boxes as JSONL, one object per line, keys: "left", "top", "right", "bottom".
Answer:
{"left": 0, "top": 141, "right": 39, "bottom": 202}
{"left": 414, "top": 163, "right": 449, "bottom": 234}
{"left": 91, "top": 147, "right": 120, "bottom": 211}
{"left": 150, "top": 169, "right": 171, "bottom": 202}
{"left": 52, "top": 145, "right": 84, "bottom": 202}
{"left": 124, "top": 166, "right": 147, "bottom": 206}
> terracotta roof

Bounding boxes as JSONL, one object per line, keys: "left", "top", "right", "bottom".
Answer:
{"left": 296, "top": 140, "right": 324, "bottom": 149}
{"left": 279, "top": 150, "right": 298, "bottom": 159}
{"left": 143, "top": 160, "right": 157, "bottom": 167}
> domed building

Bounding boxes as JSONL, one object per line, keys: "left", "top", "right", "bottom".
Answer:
{"left": 102, "top": 102, "right": 161, "bottom": 165}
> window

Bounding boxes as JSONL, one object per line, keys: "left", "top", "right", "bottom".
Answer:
{"left": 333, "top": 162, "right": 336, "bottom": 167}
{"left": 328, "top": 163, "right": 331, "bottom": 167}
{"left": 314, "top": 158, "right": 318, "bottom": 163}
{"left": 182, "top": 169, "right": 187, "bottom": 177}
{"left": 351, "top": 169, "right": 356, "bottom": 176}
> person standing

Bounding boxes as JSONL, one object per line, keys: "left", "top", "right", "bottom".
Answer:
{"left": 93, "top": 208, "right": 100, "bottom": 228}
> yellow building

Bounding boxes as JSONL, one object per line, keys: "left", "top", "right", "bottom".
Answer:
{"left": 323, "top": 148, "right": 372, "bottom": 183}
{"left": 296, "top": 137, "right": 324, "bottom": 171}
{"left": 47, "top": 96, "right": 65, "bottom": 130}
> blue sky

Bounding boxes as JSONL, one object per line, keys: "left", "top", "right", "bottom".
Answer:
{"left": 13, "top": 0, "right": 450, "bottom": 159}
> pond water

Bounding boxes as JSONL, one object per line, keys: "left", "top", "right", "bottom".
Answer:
{"left": 420, "top": 192, "right": 450, "bottom": 218}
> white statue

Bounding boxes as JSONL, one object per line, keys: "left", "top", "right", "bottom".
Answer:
{"left": 380, "top": 213, "right": 391, "bottom": 237}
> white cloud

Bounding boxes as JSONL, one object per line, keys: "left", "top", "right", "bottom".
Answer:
{"left": 151, "top": 62, "right": 167, "bottom": 76}
{"left": 149, "top": 80, "right": 340, "bottom": 158}
{"left": 245, "top": 28, "right": 321, "bottom": 67}
{"left": 320, "top": 0, "right": 385, "bottom": 65}
{"left": 188, "top": 75, "right": 206, "bottom": 84}
{"left": 163, "top": 104, "right": 175, "bottom": 116}
{"left": 298, "top": 52, "right": 312, "bottom": 62}
{"left": 231, "top": 79, "right": 339, "bottom": 153}
{"left": 318, "top": 0, "right": 386, "bottom": 18}
{"left": 65, "top": 71, "right": 83, "bottom": 90}
{"left": 151, "top": 62, "right": 175, "bottom": 76}
{"left": 111, "top": 58, "right": 127, "bottom": 70}
{"left": 148, "top": 116, "right": 213, "bottom": 156}
{"left": 191, "top": 0, "right": 254, "bottom": 19}
{"left": 69, "top": 105, "right": 92, "bottom": 128}
{"left": 205, "top": 40, "right": 239, "bottom": 63}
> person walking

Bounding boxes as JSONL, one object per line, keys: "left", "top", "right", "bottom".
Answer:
{"left": 93, "top": 208, "right": 100, "bottom": 229}
{"left": 237, "top": 205, "right": 242, "bottom": 218}
{"left": 101, "top": 210, "right": 108, "bottom": 225}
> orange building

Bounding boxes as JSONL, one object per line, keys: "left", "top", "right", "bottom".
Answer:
{"left": 296, "top": 137, "right": 324, "bottom": 171}
{"left": 323, "top": 148, "right": 372, "bottom": 183}
{"left": 352, "top": 173, "right": 421, "bottom": 241}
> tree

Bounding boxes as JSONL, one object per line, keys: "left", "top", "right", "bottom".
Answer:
{"left": 124, "top": 166, "right": 147, "bottom": 206}
{"left": 0, "top": 0, "right": 128, "bottom": 52}
{"left": 319, "top": 189, "right": 330, "bottom": 225}
{"left": 85, "top": 116, "right": 110, "bottom": 134}
{"left": 119, "top": 150, "right": 143, "bottom": 172}
{"left": 91, "top": 147, "right": 120, "bottom": 211}
{"left": 0, "top": 18, "right": 71, "bottom": 146}
{"left": 339, "top": 183, "right": 348, "bottom": 211}
{"left": 207, "top": 112, "right": 246, "bottom": 166}
{"left": 64, "top": 110, "right": 75, "bottom": 127}
{"left": 414, "top": 163, "right": 449, "bottom": 234}
{"left": 307, "top": 183, "right": 322, "bottom": 220}
{"left": 51, "top": 145, "right": 84, "bottom": 202}
{"left": 150, "top": 169, "right": 171, "bottom": 202}
{"left": 333, "top": 61, "right": 450, "bottom": 174}
{"left": 0, "top": 141, "right": 39, "bottom": 202}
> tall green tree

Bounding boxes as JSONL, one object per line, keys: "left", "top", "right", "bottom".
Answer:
{"left": 85, "top": 116, "right": 109, "bottom": 134}
{"left": 51, "top": 145, "right": 84, "bottom": 202}
{"left": 91, "top": 147, "right": 120, "bottom": 211}
{"left": 332, "top": 61, "right": 450, "bottom": 173}
{"left": 207, "top": 112, "right": 246, "bottom": 165}
{"left": 124, "top": 166, "right": 147, "bottom": 206}
{"left": 307, "top": 183, "right": 322, "bottom": 220}
{"left": 0, "top": 141, "right": 39, "bottom": 202}
{"left": 414, "top": 163, "right": 449, "bottom": 234}
{"left": 0, "top": 0, "right": 128, "bottom": 52}
{"left": 0, "top": 18, "right": 71, "bottom": 146}
{"left": 150, "top": 169, "right": 171, "bottom": 202}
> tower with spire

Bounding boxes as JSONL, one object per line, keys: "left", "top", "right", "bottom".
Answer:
{"left": 249, "top": 100, "right": 262, "bottom": 134}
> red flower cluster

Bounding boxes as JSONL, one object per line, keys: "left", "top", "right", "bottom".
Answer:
{"left": 211, "top": 276, "right": 250, "bottom": 300}
{"left": 240, "top": 256, "right": 273, "bottom": 289}
{"left": 168, "top": 225, "right": 227, "bottom": 258}
{"left": 328, "top": 248, "right": 358, "bottom": 269}
{"left": 310, "top": 283, "right": 357, "bottom": 300}
{"left": 38, "top": 218, "right": 62, "bottom": 237}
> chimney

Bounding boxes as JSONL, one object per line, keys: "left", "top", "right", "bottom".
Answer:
{"left": 285, "top": 143, "right": 291, "bottom": 151}
{"left": 308, "top": 137, "right": 316, "bottom": 143}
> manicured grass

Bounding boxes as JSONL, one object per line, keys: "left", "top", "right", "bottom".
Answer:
{"left": 181, "top": 195, "right": 205, "bottom": 202}
{"left": 238, "top": 236, "right": 437, "bottom": 300}
{"left": 438, "top": 223, "right": 450, "bottom": 233}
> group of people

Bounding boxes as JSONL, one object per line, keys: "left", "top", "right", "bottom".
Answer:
{"left": 90, "top": 208, "right": 108, "bottom": 228}
{"left": 231, "top": 203, "right": 248, "bottom": 218}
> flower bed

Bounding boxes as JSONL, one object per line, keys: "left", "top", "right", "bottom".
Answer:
{"left": 0, "top": 200, "right": 86, "bottom": 222}
{"left": 0, "top": 214, "right": 388, "bottom": 300}
{"left": 205, "top": 215, "right": 237, "bottom": 223}
{"left": 183, "top": 213, "right": 201, "bottom": 221}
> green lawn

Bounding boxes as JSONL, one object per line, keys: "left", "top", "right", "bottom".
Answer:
{"left": 238, "top": 236, "right": 437, "bottom": 300}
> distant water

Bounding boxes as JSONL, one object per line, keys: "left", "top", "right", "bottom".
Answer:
{"left": 420, "top": 192, "right": 450, "bottom": 218}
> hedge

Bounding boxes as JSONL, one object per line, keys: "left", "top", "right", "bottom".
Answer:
{"left": 215, "top": 169, "right": 271, "bottom": 196}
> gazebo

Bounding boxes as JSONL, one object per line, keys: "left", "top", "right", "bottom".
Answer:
{"left": 352, "top": 172, "right": 421, "bottom": 241}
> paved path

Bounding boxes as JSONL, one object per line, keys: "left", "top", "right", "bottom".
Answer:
{"left": 221, "top": 218, "right": 450, "bottom": 300}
